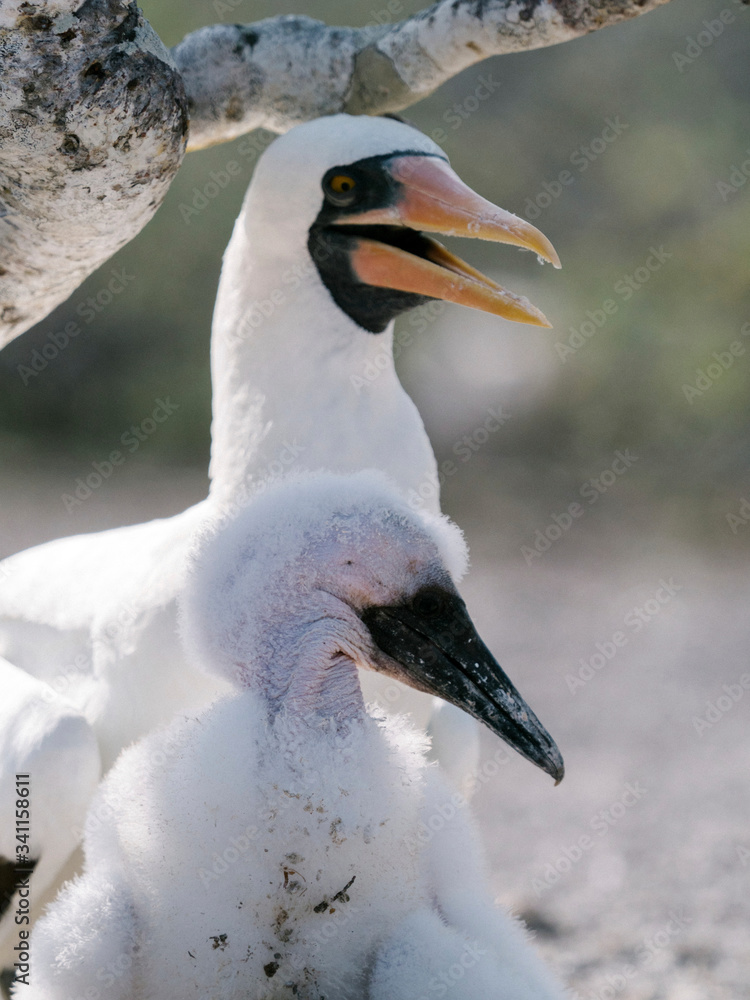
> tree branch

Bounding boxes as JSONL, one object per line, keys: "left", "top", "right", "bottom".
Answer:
{"left": 0, "top": 0, "right": 187, "bottom": 347}
{"left": 1, "top": 0, "right": 671, "bottom": 347}
{"left": 176, "top": 0, "right": 672, "bottom": 151}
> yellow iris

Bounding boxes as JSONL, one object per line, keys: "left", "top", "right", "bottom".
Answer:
{"left": 329, "top": 175, "right": 356, "bottom": 194}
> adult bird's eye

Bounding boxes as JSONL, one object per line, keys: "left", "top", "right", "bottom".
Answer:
{"left": 324, "top": 172, "right": 358, "bottom": 207}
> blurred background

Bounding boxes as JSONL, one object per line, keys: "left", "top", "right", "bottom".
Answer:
{"left": 1, "top": 0, "right": 748, "bottom": 996}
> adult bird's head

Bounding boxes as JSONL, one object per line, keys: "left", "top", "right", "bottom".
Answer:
{"left": 231, "top": 113, "right": 560, "bottom": 334}
{"left": 182, "top": 471, "right": 564, "bottom": 784}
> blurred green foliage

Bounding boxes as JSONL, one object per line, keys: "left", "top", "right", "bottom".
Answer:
{"left": 0, "top": 0, "right": 748, "bottom": 538}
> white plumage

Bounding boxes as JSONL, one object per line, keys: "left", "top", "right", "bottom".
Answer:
{"left": 0, "top": 658, "right": 100, "bottom": 921}
{"left": 0, "top": 114, "right": 559, "bottom": 957}
{"left": 22, "top": 472, "right": 564, "bottom": 1000}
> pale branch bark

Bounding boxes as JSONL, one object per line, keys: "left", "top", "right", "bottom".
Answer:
{"left": 0, "top": 0, "right": 187, "bottom": 347}
{"left": 176, "top": 0, "right": 672, "bottom": 151}
{"left": 1, "top": 0, "right": 671, "bottom": 347}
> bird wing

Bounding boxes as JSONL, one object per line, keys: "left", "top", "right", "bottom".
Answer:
{"left": 0, "top": 503, "right": 206, "bottom": 634}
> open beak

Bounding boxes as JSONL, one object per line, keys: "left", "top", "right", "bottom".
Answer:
{"left": 361, "top": 586, "right": 564, "bottom": 784}
{"left": 335, "top": 156, "right": 560, "bottom": 328}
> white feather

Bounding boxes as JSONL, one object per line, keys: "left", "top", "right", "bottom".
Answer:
{"left": 0, "top": 115, "right": 479, "bottom": 954}
{"left": 22, "top": 474, "right": 562, "bottom": 1000}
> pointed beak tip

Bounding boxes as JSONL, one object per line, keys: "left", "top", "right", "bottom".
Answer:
{"left": 361, "top": 594, "right": 566, "bottom": 786}
{"left": 535, "top": 242, "right": 561, "bottom": 271}
{"left": 547, "top": 752, "right": 565, "bottom": 785}
{"left": 519, "top": 305, "right": 552, "bottom": 329}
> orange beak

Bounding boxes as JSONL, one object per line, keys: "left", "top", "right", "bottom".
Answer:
{"left": 334, "top": 156, "right": 560, "bottom": 328}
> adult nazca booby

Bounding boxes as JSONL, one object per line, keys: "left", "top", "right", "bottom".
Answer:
{"left": 23, "top": 471, "right": 565, "bottom": 1000}
{"left": 0, "top": 114, "right": 560, "bottom": 960}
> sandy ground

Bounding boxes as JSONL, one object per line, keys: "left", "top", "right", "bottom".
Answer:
{"left": 0, "top": 461, "right": 748, "bottom": 999}
{"left": 464, "top": 535, "right": 750, "bottom": 1000}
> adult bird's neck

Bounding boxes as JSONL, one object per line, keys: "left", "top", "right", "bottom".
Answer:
{"left": 207, "top": 230, "right": 439, "bottom": 512}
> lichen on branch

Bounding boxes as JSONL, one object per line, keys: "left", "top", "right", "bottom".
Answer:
{"left": 0, "top": 0, "right": 671, "bottom": 346}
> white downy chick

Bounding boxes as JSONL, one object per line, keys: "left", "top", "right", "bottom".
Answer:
{"left": 0, "top": 116, "right": 561, "bottom": 957}
{"left": 22, "top": 471, "right": 564, "bottom": 1000}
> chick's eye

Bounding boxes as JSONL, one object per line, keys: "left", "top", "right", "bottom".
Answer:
{"left": 325, "top": 172, "right": 358, "bottom": 206}
{"left": 412, "top": 590, "right": 445, "bottom": 618}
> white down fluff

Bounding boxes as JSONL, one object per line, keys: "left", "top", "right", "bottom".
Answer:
{"left": 21, "top": 472, "right": 564, "bottom": 1000}
{"left": 25, "top": 702, "right": 563, "bottom": 1000}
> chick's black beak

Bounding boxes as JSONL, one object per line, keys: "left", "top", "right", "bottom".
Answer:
{"left": 361, "top": 586, "right": 564, "bottom": 784}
